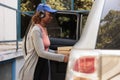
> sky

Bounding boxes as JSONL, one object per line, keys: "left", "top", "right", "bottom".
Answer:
{"left": 101, "top": 0, "right": 120, "bottom": 19}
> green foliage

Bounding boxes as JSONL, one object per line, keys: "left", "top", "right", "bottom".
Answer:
{"left": 21, "top": 0, "right": 93, "bottom": 11}
{"left": 46, "top": 0, "right": 93, "bottom": 10}
{"left": 46, "top": 0, "right": 71, "bottom": 10}
{"left": 21, "top": 0, "right": 41, "bottom": 11}
{"left": 74, "top": 0, "right": 93, "bottom": 10}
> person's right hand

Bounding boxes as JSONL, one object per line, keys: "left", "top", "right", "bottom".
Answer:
{"left": 64, "top": 55, "right": 69, "bottom": 63}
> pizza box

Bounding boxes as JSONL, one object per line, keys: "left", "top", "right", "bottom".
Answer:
{"left": 57, "top": 46, "right": 72, "bottom": 55}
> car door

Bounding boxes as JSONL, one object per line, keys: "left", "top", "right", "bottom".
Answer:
{"left": 48, "top": 11, "right": 89, "bottom": 80}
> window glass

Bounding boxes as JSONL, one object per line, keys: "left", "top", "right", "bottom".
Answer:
{"left": 47, "top": 11, "right": 89, "bottom": 40}
{"left": 47, "top": 13, "right": 77, "bottom": 40}
{"left": 96, "top": 0, "right": 120, "bottom": 49}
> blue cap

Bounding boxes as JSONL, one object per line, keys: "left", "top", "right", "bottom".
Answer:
{"left": 36, "top": 3, "right": 57, "bottom": 13}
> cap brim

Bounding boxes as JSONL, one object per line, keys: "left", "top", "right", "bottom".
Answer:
{"left": 46, "top": 9, "right": 57, "bottom": 13}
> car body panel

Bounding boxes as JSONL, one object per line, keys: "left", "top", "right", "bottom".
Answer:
{"left": 66, "top": 0, "right": 120, "bottom": 80}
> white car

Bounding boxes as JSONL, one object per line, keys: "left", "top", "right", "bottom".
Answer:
{"left": 66, "top": 0, "right": 120, "bottom": 80}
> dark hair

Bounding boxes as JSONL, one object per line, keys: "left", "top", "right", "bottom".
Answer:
{"left": 32, "top": 12, "right": 41, "bottom": 24}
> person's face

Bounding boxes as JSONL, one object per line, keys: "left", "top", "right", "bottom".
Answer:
{"left": 42, "top": 12, "right": 53, "bottom": 24}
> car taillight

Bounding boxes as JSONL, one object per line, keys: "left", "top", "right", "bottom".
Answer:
{"left": 73, "top": 56, "right": 95, "bottom": 73}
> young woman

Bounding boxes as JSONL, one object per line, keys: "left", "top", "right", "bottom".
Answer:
{"left": 18, "top": 3, "right": 69, "bottom": 80}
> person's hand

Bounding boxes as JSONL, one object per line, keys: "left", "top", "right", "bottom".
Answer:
{"left": 64, "top": 55, "right": 69, "bottom": 63}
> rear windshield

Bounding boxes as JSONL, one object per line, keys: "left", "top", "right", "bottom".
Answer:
{"left": 96, "top": 0, "right": 120, "bottom": 49}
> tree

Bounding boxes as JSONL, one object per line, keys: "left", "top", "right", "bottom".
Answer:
{"left": 21, "top": 0, "right": 41, "bottom": 11}
{"left": 74, "top": 0, "right": 93, "bottom": 10}
{"left": 45, "top": 0, "right": 70, "bottom": 10}
{"left": 21, "top": 0, "right": 93, "bottom": 11}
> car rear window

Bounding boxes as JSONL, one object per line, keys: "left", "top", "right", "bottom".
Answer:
{"left": 96, "top": 0, "right": 120, "bottom": 49}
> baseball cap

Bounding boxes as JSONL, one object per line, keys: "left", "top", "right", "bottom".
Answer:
{"left": 36, "top": 3, "right": 57, "bottom": 13}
